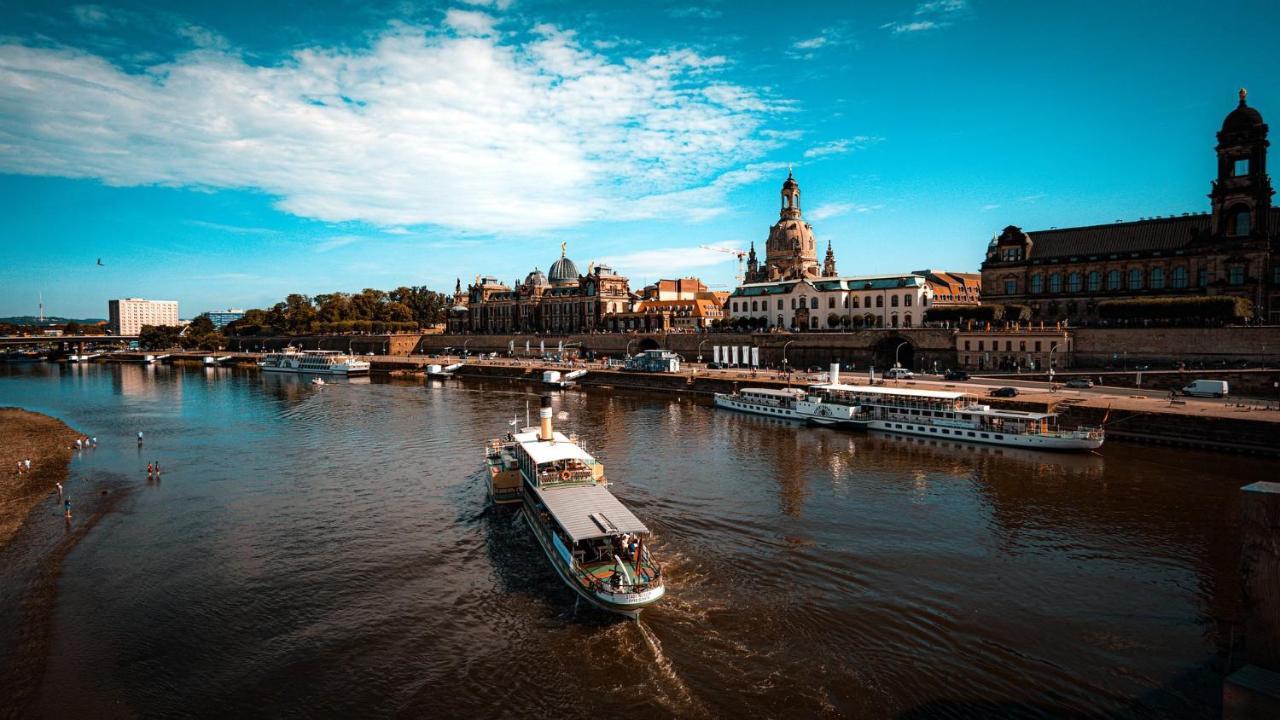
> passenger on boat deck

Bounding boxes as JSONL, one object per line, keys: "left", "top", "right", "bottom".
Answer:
{"left": 609, "top": 571, "right": 622, "bottom": 589}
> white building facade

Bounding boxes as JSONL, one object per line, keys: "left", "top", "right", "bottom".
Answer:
{"left": 726, "top": 275, "right": 931, "bottom": 330}
{"left": 108, "top": 298, "right": 180, "bottom": 335}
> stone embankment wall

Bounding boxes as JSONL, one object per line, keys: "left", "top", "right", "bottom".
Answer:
{"left": 1071, "top": 327, "right": 1280, "bottom": 365}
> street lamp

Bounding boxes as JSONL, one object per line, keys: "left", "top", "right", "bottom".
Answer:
{"left": 625, "top": 338, "right": 637, "bottom": 357}
{"left": 782, "top": 339, "right": 795, "bottom": 370}
{"left": 696, "top": 338, "right": 709, "bottom": 364}
{"left": 463, "top": 338, "right": 472, "bottom": 359}
{"left": 894, "top": 341, "right": 908, "bottom": 368}
{"left": 1048, "top": 342, "right": 1059, "bottom": 386}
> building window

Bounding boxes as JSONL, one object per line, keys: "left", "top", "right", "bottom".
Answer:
{"left": 1229, "top": 264, "right": 1245, "bottom": 285}
{"left": 964, "top": 340, "right": 970, "bottom": 351}
{"left": 905, "top": 294, "right": 913, "bottom": 307}
{"left": 792, "top": 298, "right": 797, "bottom": 309}
{"left": 891, "top": 295, "right": 899, "bottom": 307}
{"left": 903, "top": 314, "right": 912, "bottom": 328}
{"left": 1048, "top": 273, "right": 1062, "bottom": 293}
{"left": 828, "top": 297, "right": 835, "bottom": 308}
{"left": 1034, "top": 340, "right": 1041, "bottom": 352}
{"left": 751, "top": 301, "right": 758, "bottom": 312}
{"left": 1128, "top": 268, "right": 1142, "bottom": 290}
{"left": 810, "top": 316, "right": 818, "bottom": 329}
{"left": 1068, "top": 272, "right": 1082, "bottom": 293}
{"left": 1234, "top": 157, "right": 1250, "bottom": 176}
{"left": 890, "top": 313, "right": 899, "bottom": 328}
{"left": 1198, "top": 268, "right": 1211, "bottom": 287}
{"left": 978, "top": 340, "right": 984, "bottom": 351}
{"left": 1172, "top": 266, "right": 1188, "bottom": 289}
{"left": 1150, "top": 267, "right": 1165, "bottom": 290}
{"left": 1087, "top": 271, "right": 1100, "bottom": 292}
{"left": 1232, "top": 207, "right": 1251, "bottom": 236}
{"left": 876, "top": 296, "right": 884, "bottom": 308}
{"left": 1107, "top": 270, "right": 1121, "bottom": 290}
{"left": 810, "top": 297, "right": 819, "bottom": 310}
{"left": 1004, "top": 279, "right": 1017, "bottom": 295}
{"left": 851, "top": 297, "right": 859, "bottom": 308}
{"left": 1030, "top": 275, "right": 1044, "bottom": 294}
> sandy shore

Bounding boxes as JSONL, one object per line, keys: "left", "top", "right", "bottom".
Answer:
{"left": 0, "top": 408, "right": 81, "bottom": 550}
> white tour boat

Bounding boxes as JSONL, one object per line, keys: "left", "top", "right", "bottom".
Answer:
{"left": 716, "top": 364, "right": 1103, "bottom": 452}
{"left": 257, "top": 349, "right": 370, "bottom": 376}
{"left": 484, "top": 396, "right": 665, "bottom": 619}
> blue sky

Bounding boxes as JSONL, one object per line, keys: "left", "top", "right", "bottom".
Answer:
{"left": 1, "top": 0, "right": 1277, "bottom": 318}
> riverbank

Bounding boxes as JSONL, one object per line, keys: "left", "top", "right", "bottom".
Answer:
{"left": 0, "top": 408, "right": 80, "bottom": 549}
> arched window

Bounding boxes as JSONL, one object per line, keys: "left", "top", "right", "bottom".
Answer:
{"left": 1107, "top": 270, "right": 1121, "bottom": 290}
{"left": 828, "top": 296, "right": 835, "bottom": 308}
{"left": 751, "top": 300, "right": 758, "bottom": 312}
{"left": 851, "top": 296, "right": 859, "bottom": 308}
{"left": 1048, "top": 273, "right": 1062, "bottom": 293}
{"left": 891, "top": 295, "right": 900, "bottom": 307}
{"left": 791, "top": 298, "right": 797, "bottom": 309}
{"left": 1087, "top": 271, "right": 1100, "bottom": 292}
{"left": 810, "top": 297, "right": 819, "bottom": 310}
{"left": 1150, "top": 267, "right": 1165, "bottom": 289}
{"left": 843, "top": 296, "right": 849, "bottom": 308}
{"left": 1128, "top": 268, "right": 1142, "bottom": 290}
{"left": 876, "top": 295, "right": 884, "bottom": 308}
{"left": 1068, "top": 272, "right": 1082, "bottom": 293}
{"left": 890, "top": 313, "right": 899, "bottom": 328}
{"left": 1232, "top": 207, "right": 1251, "bottom": 236}
{"left": 903, "top": 313, "right": 913, "bottom": 328}
{"left": 905, "top": 294, "right": 913, "bottom": 307}
{"left": 776, "top": 315, "right": 783, "bottom": 328}
{"left": 777, "top": 299, "right": 783, "bottom": 310}
{"left": 1030, "top": 274, "right": 1044, "bottom": 294}
{"left": 1172, "top": 266, "right": 1188, "bottom": 289}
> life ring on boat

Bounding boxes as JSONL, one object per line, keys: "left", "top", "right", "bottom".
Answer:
{"left": 560, "top": 470, "right": 572, "bottom": 481}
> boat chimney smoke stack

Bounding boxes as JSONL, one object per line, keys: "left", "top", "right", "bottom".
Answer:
{"left": 829, "top": 362, "right": 840, "bottom": 385}
{"left": 539, "top": 395, "right": 553, "bottom": 441}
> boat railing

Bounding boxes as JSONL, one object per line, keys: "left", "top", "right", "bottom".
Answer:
{"left": 576, "top": 555, "right": 663, "bottom": 596}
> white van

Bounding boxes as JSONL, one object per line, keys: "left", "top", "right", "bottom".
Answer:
{"left": 1181, "top": 379, "right": 1229, "bottom": 398}
{"left": 885, "top": 367, "right": 914, "bottom": 379}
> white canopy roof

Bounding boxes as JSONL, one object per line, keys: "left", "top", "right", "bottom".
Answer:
{"left": 530, "top": 483, "right": 649, "bottom": 542}
{"left": 812, "top": 383, "right": 967, "bottom": 401}
{"left": 513, "top": 431, "right": 596, "bottom": 466}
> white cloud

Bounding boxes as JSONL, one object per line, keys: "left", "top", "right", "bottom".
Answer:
{"left": 981, "top": 203, "right": 1000, "bottom": 211}
{"left": 808, "top": 202, "right": 882, "bottom": 221}
{"left": 443, "top": 9, "right": 498, "bottom": 36}
{"left": 883, "top": 0, "right": 967, "bottom": 34}
{"left": 788, "top": 28, "right": 851, "bottom": 58}
{"left": 597, "top": 245, "right": 734, "bottom": 279}
{"left": 792, "top": 36, "right": 829, "bottom": 51}
{"left": 803, "top": 136, "right": 880, "bottom": 158}
{"left": 0, "top": 20, "right": 783, "bottom": 234}
{"left": 459, "top": 0, "right": 514, "bottom": 9}
{"left": 667, "top": 7, "right": 722, "bottom": 20}
{"left": 315, "top": 235, "right": 366, "bottom": 252}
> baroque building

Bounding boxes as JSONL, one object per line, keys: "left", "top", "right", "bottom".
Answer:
{"left": 459, "top": 244, "right": 631, "bottom": 333}
{"left": 981, "top": 90, "right": 1279, "bottom": 323}
{"left": 744, "top": 170, "right": 832, "bottom": 282}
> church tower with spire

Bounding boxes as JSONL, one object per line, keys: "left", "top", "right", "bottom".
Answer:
{"left": 758, "top": 169, "right": 822, "bottom": 281}
{"left": 823, "top": 240, "right": 837, "bottom": 277}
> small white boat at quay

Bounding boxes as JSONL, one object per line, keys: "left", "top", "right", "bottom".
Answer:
{"left": 484, "top": 396, "right": 665, "bottom": 619}
{"left": 715, "top": 364, "right": 1103, "bottom": 452}
{"left": 257, "top": 349, "right": 370, "bottom": 376}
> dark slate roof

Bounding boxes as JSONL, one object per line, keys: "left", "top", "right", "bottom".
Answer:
{"left": 1026, "top": 215, "right": 1211, "bottom": 259}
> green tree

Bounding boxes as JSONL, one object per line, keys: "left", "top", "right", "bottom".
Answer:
{"left": 138, "top": 324, "right": 182, "bottom": 350}
{"left": 188, "top": 315, "right": 216, "bottom": 337}
{"left": 62, "top": 321, "right": 83, "bottom": 336}
{"left": 283, "top": 294, "right": 317, "bottom": 333}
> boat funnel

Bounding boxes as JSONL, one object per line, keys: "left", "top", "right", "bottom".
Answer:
{"left": 829, "top": 362, "right": 840, "bottom": 385}
{"left": 539, "top": 395, "right": 554, "bottom": 441}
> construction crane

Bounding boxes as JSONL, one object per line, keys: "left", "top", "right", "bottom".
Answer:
{"left": 700, "top": 245, "right": 747, "bottom": 285}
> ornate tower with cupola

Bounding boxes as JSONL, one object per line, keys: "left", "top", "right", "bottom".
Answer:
{"left": 1211, "top": 88, "right": 1272, "bottom": 239}
{"left": 760, "top": 170, "right": 821, "bottom": 281}
{"left": 823, "top": 240, "right": 837, "bottom": 277}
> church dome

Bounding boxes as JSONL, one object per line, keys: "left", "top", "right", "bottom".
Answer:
{"left": 525, "top": 268, "right": 548, "bottom": 287}
{"left": 1222, "top": 89, "right": 1265, "bottom": 134}
{"left": 548, "top": 242, "right": 579, "bottom": 285}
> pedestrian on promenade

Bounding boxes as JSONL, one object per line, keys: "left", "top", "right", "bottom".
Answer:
{"left": 137, "top": 431, "right": 144, "bottom": 446}
{"left": 75, "top": 438, "right": 82, "bottom": 450}
{"left": 91, "top": 437, "right": 97, "bottom": 448}
{"left": 154, "top": 461, "right": 161, "bottom": 476}
{"left": 16, "top": 461, "right": 23, "bottom": 475}
{"left": 63, "top": 499, "right": 71, "bottom": 518}
{"left": 147, "top": 462, "right": 153, "bottom": 478}
{"left": 56, "top": 482, "right": 63, "bottom": 496}
{"left": 25, "top": 459, "right": 31, "bottom": 470}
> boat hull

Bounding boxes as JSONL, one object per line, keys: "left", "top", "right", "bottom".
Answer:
{"left": 865, "top": 419, "right": 1103, "bottom": 451}
{"left": 522, "top": 509, "right": 664, "bottom": 619}
{"left": 258, "top": 365, "right": 368, "bottom": 375}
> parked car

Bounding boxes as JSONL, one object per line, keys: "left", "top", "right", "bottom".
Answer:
{"left": 1182, "top": 379, "right": 1229, "bottom": 398}
{"left": 707, "top": 362, "right": 726, "bottom": 369}
{"left": 884, "top": 367, "right": 914, "bottom": 379}
{"left": 943, "top": 369, "right": 970, "bottom": 381}
{"left": 1064, "top": 378, "right": 1094, "bottom": 389}
{"left": 990, "top": 386, "right": 1019, "bottom": 398}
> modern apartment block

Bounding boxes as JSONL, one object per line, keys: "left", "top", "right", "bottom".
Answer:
{"left": 108, "top": 298, "right": 180, "bottom": 335}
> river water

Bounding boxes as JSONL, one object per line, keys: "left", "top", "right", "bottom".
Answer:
{"left": 0, "top": 363, "right": 1271, "bottom": 718}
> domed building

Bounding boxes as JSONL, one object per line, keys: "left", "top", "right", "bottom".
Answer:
{"left": 744, "top": 170, "right": 829, "bottom": 283}
{"left": 982, "top": 89, "right": 1279, "bottom": 324}
{"left": 459, "top": 243, "right": 632, "bottom": 333}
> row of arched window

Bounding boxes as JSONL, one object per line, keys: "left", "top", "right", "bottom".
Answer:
{"left": 1029, "top": 266, "right": 1190, "bottom": 294}
{"left": 731, "top": 293, "right": 921, "bottom": 313}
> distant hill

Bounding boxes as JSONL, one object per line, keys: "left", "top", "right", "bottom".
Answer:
{"left": 0, "top": 316, "right": 106, "bottom": 326}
